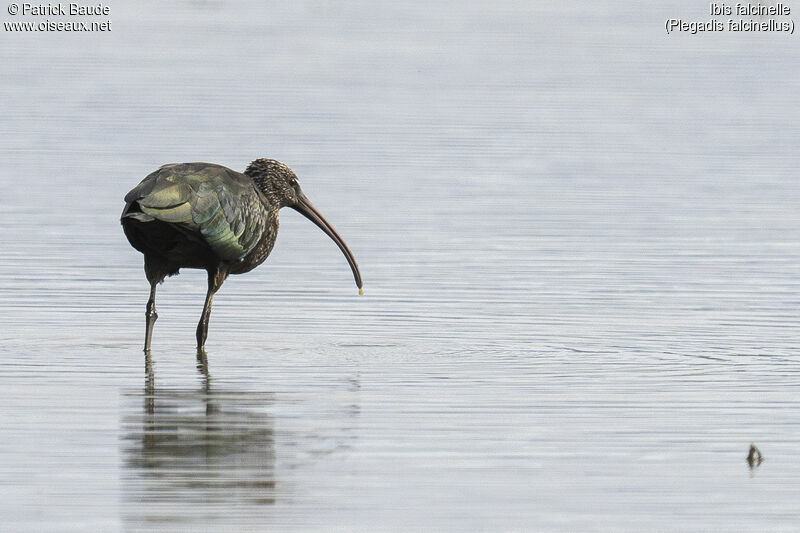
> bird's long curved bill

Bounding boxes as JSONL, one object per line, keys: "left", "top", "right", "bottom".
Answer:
{"left": 293, "top": 193, "right": 363, "bottom": 290}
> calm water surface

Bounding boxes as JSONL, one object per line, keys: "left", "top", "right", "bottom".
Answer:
{"left": 1, "top": 1, "right": 800, "bottom": 531}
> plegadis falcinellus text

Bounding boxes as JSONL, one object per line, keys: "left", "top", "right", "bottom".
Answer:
{"left": 121, "top": 159, "right": 362, "bottom": 352}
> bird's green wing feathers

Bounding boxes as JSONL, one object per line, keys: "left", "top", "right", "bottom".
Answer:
{"left": 128, "top": 163, "right": 266, "bottom": 261}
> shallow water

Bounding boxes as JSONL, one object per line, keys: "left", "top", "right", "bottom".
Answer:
{"left": 1, "top": 1, "right": 800, "bottom": 530}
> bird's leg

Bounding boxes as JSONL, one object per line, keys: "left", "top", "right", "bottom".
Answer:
{"left": 144, "top": 281, "right": 158, "bottom": 353}
{"left": 144, "top": 350, "right": 155, "bottom": 415}
{"left": 196, "top": 267, "right": 226, "bottom": 351}
{"left": 196, "top": 288, "right": 215, "bottom": 351}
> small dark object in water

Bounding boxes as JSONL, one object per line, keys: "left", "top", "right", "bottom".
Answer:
{"left": 747, "top": 443, "right": 763, "bottom": 468}
{"left": 122, "top": 159, "right": 363, "bottom": 352}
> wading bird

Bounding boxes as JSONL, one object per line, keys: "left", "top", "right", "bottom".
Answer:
{"left": 121, "top": 159, "right": 362, "bottom": 352}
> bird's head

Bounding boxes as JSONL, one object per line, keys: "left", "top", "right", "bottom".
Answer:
{"left": 245, "top": 158, "right": 363, "bottom": 292}
{"left": 245, "top": 158, "right": 301, "bottom": 208}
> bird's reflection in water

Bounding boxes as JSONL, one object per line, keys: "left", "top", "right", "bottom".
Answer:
{"left": 122, "top": 352, "right": 276, "bottom": 525}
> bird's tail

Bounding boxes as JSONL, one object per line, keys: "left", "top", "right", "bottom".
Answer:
{"left": 120, "top": 201, "right": 156, "bottom": 223}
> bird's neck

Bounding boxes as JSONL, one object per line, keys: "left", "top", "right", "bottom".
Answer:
{"left": 250, "top": 176, "right": 283, "bottom": 210}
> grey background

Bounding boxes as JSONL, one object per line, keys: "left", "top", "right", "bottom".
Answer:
{"left": 1, "top": 1, "right": 799, "bottom": 531}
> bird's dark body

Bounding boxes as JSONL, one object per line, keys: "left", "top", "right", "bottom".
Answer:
{"left": 122, "top": 162, "right": 279, "bottom": 282}
{"left": 121, "top": 159, "right": 362, "bottom": 353}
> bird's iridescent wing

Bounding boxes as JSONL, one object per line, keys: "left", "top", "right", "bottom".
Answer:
{"left": 123, "top": 163, "right": 267, "bottom": 261}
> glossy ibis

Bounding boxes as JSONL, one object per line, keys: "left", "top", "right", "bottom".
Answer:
{"left": 121, "top": 159, "right": 363, "bottom": 352}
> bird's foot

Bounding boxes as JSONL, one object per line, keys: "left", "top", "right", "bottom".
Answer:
{"left": 196, "top": 348, "right": 210, "bottom": 379}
